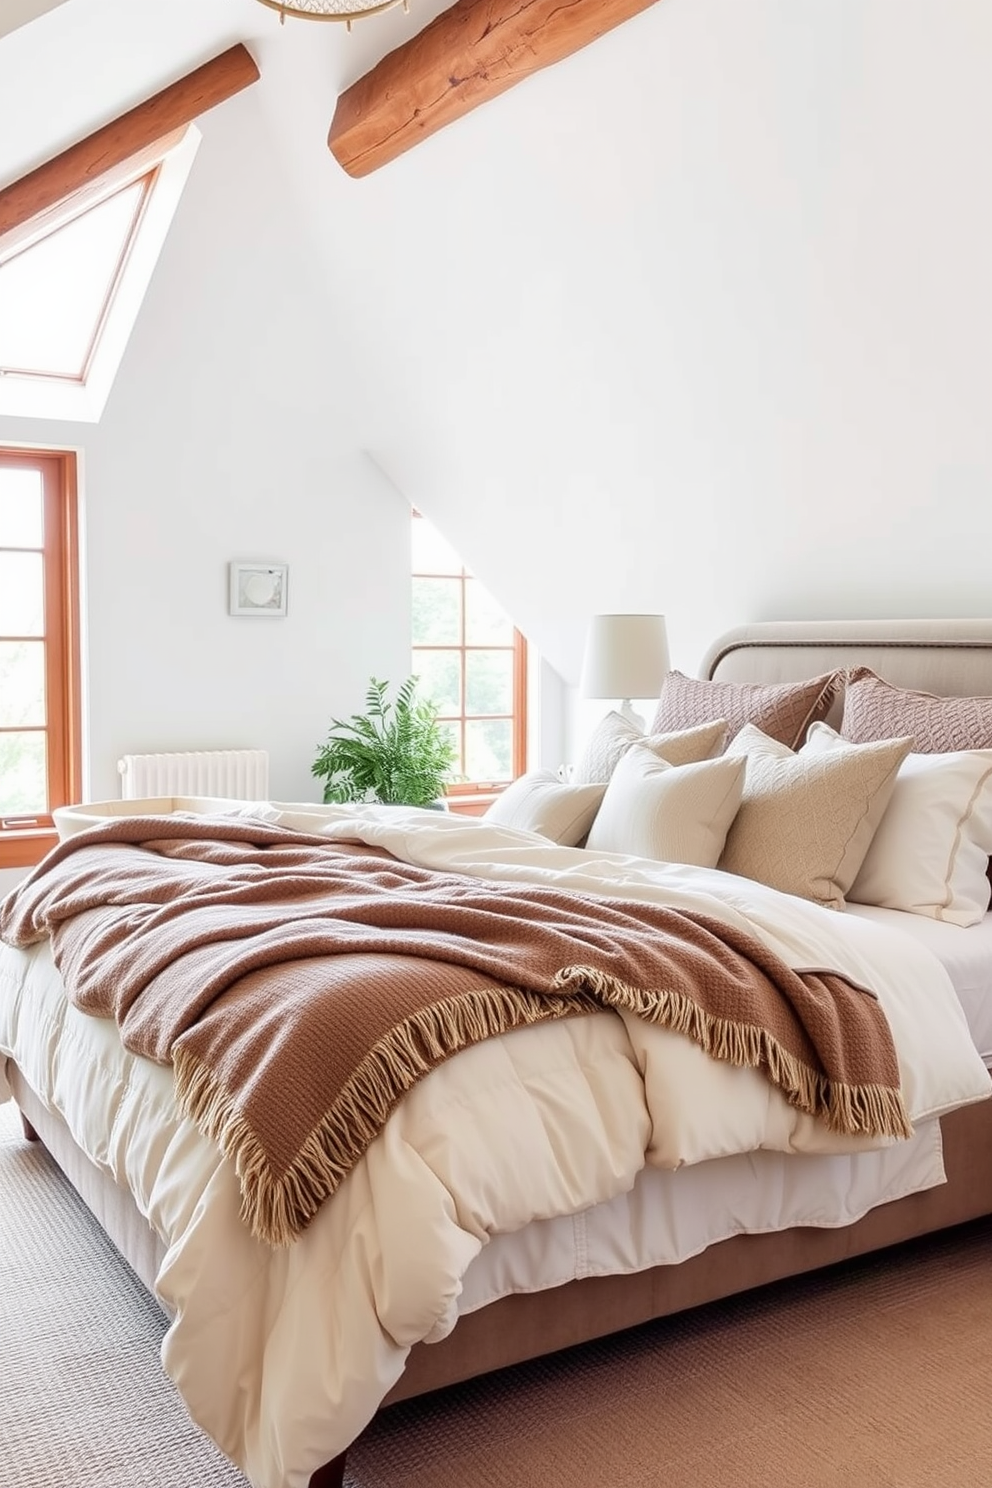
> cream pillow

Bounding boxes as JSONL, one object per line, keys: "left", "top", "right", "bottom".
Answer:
{"left": 718, "top": 724, "right": 913, "bottom": 910}
{"left": 573, "top": 714, "right": 728, "bottom": 786}
{"left": 803, "top": 722, "right": 992, "bottom": 926}
{"left": 584, "top": 745, "right": 746, "bottom": 867}
{"left": 484, "top": 771, "right": 606, "bottom": 845}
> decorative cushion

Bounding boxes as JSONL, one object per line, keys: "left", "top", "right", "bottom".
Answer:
{"left": 483, "top": 771, "right": 606, "bottom": 845}
{"left": 804, "top": 722, "right": 992, "bottom": 926}
{"left": 650, "top": 670, "right": 839, "bottom": 750}
{"left": 717, "top": 724, "right": 912, "bottom": 910}
{"left": 573, "top": 713, "right": 728, "bottom": 786}
{"left": 841, "top": 668, "right": 992, "bottom": 752}
{"left": 584, "top": 745, "right": 746, "bottom": 867}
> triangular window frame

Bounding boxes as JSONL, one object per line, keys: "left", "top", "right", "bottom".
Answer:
{"left": 0, "top": 43, "right": 259, "bottom": 424}
{"left": 0, "top": 125, "right": 200, "bottom": 423}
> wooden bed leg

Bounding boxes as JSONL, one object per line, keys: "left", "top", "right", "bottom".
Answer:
{"left": 19, "top": 1111, "right": 40, "bottom": 1142}
{"left": 309, "top": 1451, "right": 347, "bottom": 1488}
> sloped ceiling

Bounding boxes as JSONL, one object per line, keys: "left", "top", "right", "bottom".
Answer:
{"left": 3, "top": 0, "right": 991, "bottom": 686}
{"left": 0, "top": 0, "right": 455, "bottom": 187}
{"left": 0, "top": 0, "right": 260, "bottom": 183}
{"left": 274, "top": 0, "right": 992, "bottom": 680}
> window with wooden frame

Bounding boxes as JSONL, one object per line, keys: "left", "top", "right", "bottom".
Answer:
{"left": 0, "top": 167, "right": 159, "bottom": 378}
{"left": 0, "top": 44, "right": 259, "bottom": 423}
{"left": 0, "top": 132, "right": 199, "bottom": 423}
{"left": 411, "top": 510, "right": 527, "bottom": 810}
{"left": 0, "top": 448, "right": 81, "bottom": 869}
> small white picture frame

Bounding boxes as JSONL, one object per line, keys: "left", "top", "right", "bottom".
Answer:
{"left": 228, "top": 561, "right": 288, "bottom": 617}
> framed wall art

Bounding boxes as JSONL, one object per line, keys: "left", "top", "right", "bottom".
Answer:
{"left": 228, "top": 561, "right": 289, "bottom": 617}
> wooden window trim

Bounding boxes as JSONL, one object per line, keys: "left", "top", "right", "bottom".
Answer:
{"left": 2, "top": 168, "right": 160, "bottom": 384}
{"left": 77, "top": 170, "right": 157, "bottom": 384}
{"left": 411, "top": 517, "right": 527, "bottom": 799}
{"left": 0, "top": 130, "right": 185, "bottom": 264}
{"left": 442, "top": 628, "right": 528, "bottom": 799}
{"left": 0, "top": 448, "right": 81, "bottom": 870}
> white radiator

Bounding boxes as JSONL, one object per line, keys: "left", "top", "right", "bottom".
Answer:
{"left": 117, "top": 749, "right": 270, "bottom": 801}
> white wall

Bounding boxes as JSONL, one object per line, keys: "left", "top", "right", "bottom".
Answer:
{"left": 0, "top": 87, "right": 412, "bottom": 809}
{"left": 286, "top": 0, "right": 992, "bottom": 685}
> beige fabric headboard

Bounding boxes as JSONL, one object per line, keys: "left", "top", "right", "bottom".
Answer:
{"left": 701, "top": 619, "right": 992, "bottom": 703}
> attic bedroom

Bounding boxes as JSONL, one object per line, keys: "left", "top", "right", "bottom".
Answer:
{"left": 1, "top": 2, "right": 991, "bottom": 1486}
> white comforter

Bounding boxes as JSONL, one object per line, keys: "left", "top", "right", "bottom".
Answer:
{"left": 1, "top": 804, "right": 989, "bottom": 1488}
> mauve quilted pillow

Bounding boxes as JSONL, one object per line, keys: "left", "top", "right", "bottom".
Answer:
{"left": 841, "top": 668, "right": 992, "bottom": 752}
{"left": 650, "top": 670, "right": 839, "bottom": 751}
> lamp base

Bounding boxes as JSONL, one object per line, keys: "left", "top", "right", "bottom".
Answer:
{"left": 617, "top": 699, "right": 646, "bottom": 732}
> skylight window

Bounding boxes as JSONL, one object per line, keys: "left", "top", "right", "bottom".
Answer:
{"left": 0, "top": 175, "right": 150, "bottom": 381}
{"left": 0, "top": 126, "right": 200, "bottom": 422}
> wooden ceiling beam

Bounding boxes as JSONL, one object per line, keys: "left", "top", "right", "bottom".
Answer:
{"left": 328, "top": 0, "right": 665, "bottom": 178}
{"left": 0, "top": 43, "right": 259, "bottom": 242}
{"left": 0, "top": 127, "right": 191, "bottom": 259}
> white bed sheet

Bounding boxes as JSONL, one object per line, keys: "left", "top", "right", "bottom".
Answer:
{"left": 847, "top": 905, "right": 992, "bottom": 1061}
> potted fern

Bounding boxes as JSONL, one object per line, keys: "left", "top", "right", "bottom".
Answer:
{"left": 312, "top": 675, "right": 458, "bottom": 807}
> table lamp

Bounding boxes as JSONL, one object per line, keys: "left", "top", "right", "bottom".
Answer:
{"left": 579, "top": 613, "right": 670, "bottom": 731}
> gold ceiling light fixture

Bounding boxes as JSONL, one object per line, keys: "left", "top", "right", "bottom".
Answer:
{"left": 256, "top": 0, "right": 408, "bottom": 28}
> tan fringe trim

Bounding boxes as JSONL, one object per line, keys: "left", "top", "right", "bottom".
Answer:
{"left": 551, "top": 965, "right": 913, "bottom": 1145}
{"left": 173, "top": 982, "right": 597, "bottom": 1248}
{"left": 173, "top": 963, "right": 912, "bottom": 1249}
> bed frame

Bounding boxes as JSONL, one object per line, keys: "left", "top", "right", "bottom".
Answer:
{"left": 10, "top": 617, "right": 992, "bottom": 1488}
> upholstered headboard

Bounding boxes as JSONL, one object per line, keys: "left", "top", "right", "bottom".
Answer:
{"left": 701, "top": 619, "right": 992, "bottom": 703}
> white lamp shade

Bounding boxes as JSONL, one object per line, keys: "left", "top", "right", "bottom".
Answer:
{"left": 579, "top": 614, "right": 670, "bottom": 702}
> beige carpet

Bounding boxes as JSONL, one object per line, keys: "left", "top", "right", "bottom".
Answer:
{"left": 2, "top": 1099, "right": 992, "bottom": 1488}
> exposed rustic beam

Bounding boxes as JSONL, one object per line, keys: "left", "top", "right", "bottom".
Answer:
{"left": 328, "top": 0, "right": 665, "bottom": 178}
{"left": 0, "top": 127, "right": 191, "bottom": 258}
{"left": 0, "top": 43, "right": 259, "bottom": 242}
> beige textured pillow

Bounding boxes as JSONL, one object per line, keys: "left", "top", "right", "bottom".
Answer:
{"left": 651, "top": 670, "right": 839, "bottom": 749}
{"left": 804, "top": 722, "right": 992, "bottom": 925}
{"left": 584, "top": 745, "right": 746, "bottom": 866}
{"left": 484, "top": 771, "right": 606, "bottom": 845}
{"left": 573, "top": 713, "right": 728, "bottom": 786}
{"left": 717, "top": 724, "right": 913, "bottom": 909}
{"left": 841, "top": 667, "right": 992, "bottom": 752}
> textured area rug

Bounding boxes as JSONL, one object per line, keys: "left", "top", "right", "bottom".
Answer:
{"left": 2, "top": 1099, "right": 992, "bottom": 1488}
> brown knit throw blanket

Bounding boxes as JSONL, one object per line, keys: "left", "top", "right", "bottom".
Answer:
{"left": 0, "top": 815, "right": 912, "bottom": 1246}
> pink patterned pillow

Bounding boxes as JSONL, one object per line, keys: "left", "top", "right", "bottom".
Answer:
{"left": 650, "top": 670, "right": 839, "bottom": 750}
{"left": 841, "top": 668, "right": 992, "bottom": 752}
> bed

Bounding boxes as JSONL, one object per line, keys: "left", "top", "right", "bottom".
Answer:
{"left": 3, "top": 617, "right": 992, "bottom": 1488}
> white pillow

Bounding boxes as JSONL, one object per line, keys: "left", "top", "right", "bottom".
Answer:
{"left": 584, "top": 744, "right": 746, "bottom": 866}
{"left": 803, "top": 722, "right": 992, "bottom": 926}
{"left": 483, "top": 771, "right": 606, "bottom": 845}
{"left": 572, "top": 714, "right": 728, "bottom": 786}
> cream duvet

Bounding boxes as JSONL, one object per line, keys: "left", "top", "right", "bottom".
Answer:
{"left": 1, "top": 804, "right": 989, "bottom": 1488}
